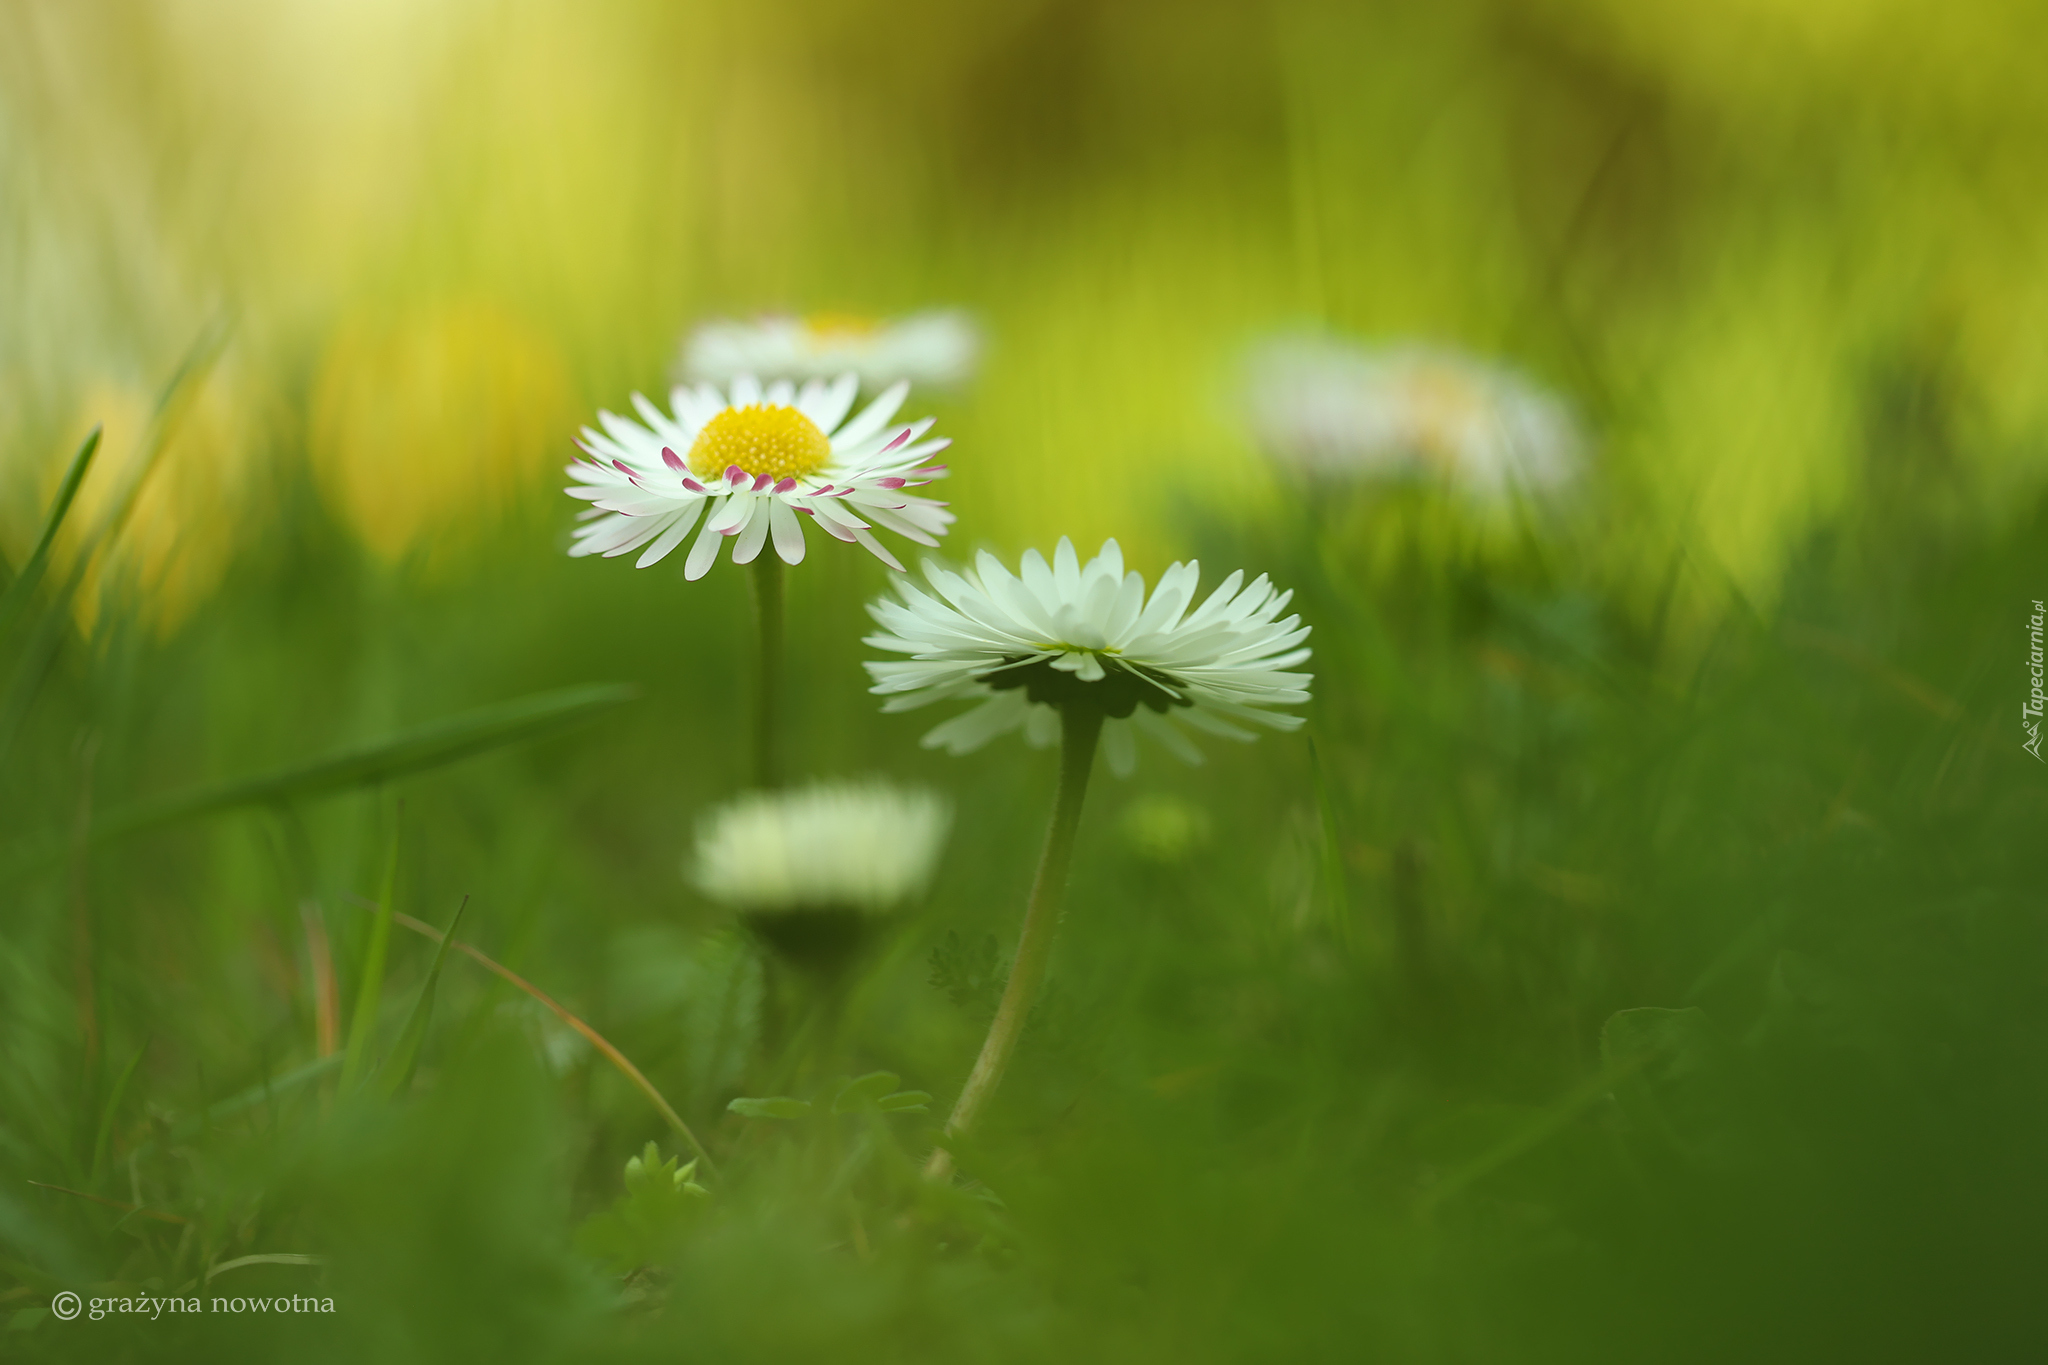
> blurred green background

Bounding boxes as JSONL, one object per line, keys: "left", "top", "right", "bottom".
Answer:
{"left": 2, "top": 1, "right": 2045, "bottom": 1360}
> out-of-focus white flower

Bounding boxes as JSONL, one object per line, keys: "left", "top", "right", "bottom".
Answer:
{"left": 1245, "top": 335, "right": 1582, "bottom": 500}
{"left": 681, "top": 311, "right": 978, "bottom": 391}
{"left": 564, "top": 373, "right": 952, "bottom": 577}
{"left": 864, "top": 538, "right": 1312, "bottom": 777}
{"left": 692, "top": 780, "right": 952, "bottom": 916}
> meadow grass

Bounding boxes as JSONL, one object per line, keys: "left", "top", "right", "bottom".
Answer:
{"left": 0, "top": 435, "right": 2041, "bottom": 1361}
{"left": 4, "top": 2, "right": 2047, "bottom": 1360}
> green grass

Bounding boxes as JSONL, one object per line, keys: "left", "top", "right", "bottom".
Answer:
{"left": 4, "top": 2, "right": 2048, "bottom": 1358}
{"left": 0, "top": 432, "right": 2041, "bottom": 1362}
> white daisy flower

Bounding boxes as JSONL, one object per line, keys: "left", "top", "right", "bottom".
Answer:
{"left": 863, "top": 538, "right": 1313, "bottom": 777}
{"left": 1245, "top": 335, "right": 1582, "bottom": 500}
{"left": 692, "top": 779, "right": 952, "bottom": 916}
{"left": 682, "top": 311, "right": 979, "bottom": 391}
{"left": 564, "top": 373, "right": 953, "bottom": 577}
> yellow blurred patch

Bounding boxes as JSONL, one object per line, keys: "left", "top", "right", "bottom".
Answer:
{"left": 308, "top": 301, "right": 574, "bottom": 567}
{"left": 51, "top": 361, "right": 271, "bottom": 639}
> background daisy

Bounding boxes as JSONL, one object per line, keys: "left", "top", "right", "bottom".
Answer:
{"left": 693, "top": 779, "right": 951, "bottom": 917}
{"left": 682, "top": 311, "right": 979, "bottom": 392}
{"left": 1245, "top": 334, "right": 1583, "bottom": 502}
{"left": 694, "top": 779, "right": 950, "bottom": 981}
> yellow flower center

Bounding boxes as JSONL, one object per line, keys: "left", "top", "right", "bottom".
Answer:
{"left": 1402, "top": 364, "right": 1487, "bottom": 467}
{"left": 804, "top": 312, "right": 881, "bottom": 342}
{"left": 686, "top": 404, "right": 833, "bottom": 482}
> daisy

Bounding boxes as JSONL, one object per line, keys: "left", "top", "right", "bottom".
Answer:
{"left": 681, "top": 311, "right": 979, "bottom": 391}
{"left": 1245, "top": 334, "right": 1582, "bottom": 500}
{"left": 693, "top": 779, "right": 952, "bottom": 916}
{"left": 693, "top": 779, "right": 951, "bottom": 979}
{"left": 864, "top": 538, "right": 1313, "bottom": 777}
{"left": 564, "top": 373, "right": 953, "bottom": 578}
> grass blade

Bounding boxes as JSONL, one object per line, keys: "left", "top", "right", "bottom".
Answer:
{"left": 389, "top": 909, "right": 720, "bottom": 1180}
{"left": 25, "top": 1181, "right": 187, "bottom": 1226}
{"left": 1308, "top": 736, "right": 1351, "bottom": 949}
{"left": 0, "top": 323, "right": 227, "bottom": 772}
{"left": 338, "top": 806, "right": 402, "bottom": 1095}
{"left": 99, "top": 683, "right": 635, "bottom": 837}
{"left": 0, "top": 426, "right": 102, "bottom": 643}
{"left": 373, "top": 896, "right": 469, "bottom": 1099}
{"left": 88, "top": 1039, "right": 148, "bottom": 1188}
{"left": 166, "top": 1055, "right": 341, "bottom": 1142}
{"left": 0, "top": 683, "right": 636, "bottom": 875}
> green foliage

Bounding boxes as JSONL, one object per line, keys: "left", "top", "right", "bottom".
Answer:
{"left": 727, "top": 1097, "right": 814, "bottom": 1120}
{"left": 574, "top": 1142, "right": 709, "bottom": 1275}
{"left": 0, "top": 425, "right": 100, "bottom": 643}
{"left": 929, "top": 931, "right": 1004, "bottom": 1015}
{"left": 4, "top": 3, "right": 2048, "bottom": 1358}
{"left": 371, "top": 897, "right": 470, "bottom": 1099}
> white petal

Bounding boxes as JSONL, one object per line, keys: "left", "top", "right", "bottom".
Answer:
{"left": 769, "top": 498, "right": 806, "bottom": 565}
{"left": 832, "top": 380, "right": 910, "bottom": 447}
{"left": 801, "top": 373, "right": 859, "bottom": 434}
{"left": 635, "top": 502, "right": 706, "bottom": 568}
{"left": 683, "top": 519, "right": 726, "bottom": 580}
{"left": 921, "top": 693, "right": 1029, "bottom": 753}
{"left": 1052, "top": 537, "right": 1082, "bottom": 600}
{"left": 731, "top": 502, "right": 772, "bottom": 564}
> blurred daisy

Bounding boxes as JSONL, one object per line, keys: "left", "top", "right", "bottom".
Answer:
{"left": 864, "top": 538, "right": 1312, "bottom": 776}
{"left": 693, "top": 780, "right": 952, "bottom": 975}
{"left": 565, "top": 373, "right": 952, "bottom": 577}
{"left": 1245, "top": 335, "right": 1582, "bottom": 500}
{"left": 681, "top": 311, "right": 978, "bottom": 391}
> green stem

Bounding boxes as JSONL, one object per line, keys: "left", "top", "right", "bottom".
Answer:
{"left": 750, "top": 554, "right": 785, "bottom": 789}
{"left": 925, "top": 706, "right": 1103, "bottom": 1181}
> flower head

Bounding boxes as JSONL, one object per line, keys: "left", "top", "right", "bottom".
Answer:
{"left": 692, "top": 780, "right": 952, "bottom": 917}
{"left": 864, "top": 538, "right": 1312, "bottom": 776}
{"left": 1245, "top": 335, "right": 1581, "bottom": 501}
{"left": 682, "top": 311, "right": 978, "bottom": 391}
{"left": 565, "top": 374, "right": 952, "bottom": 577}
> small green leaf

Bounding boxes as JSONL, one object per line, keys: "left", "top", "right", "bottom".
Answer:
{"left": 576, "top": 1140, "right": 709, "bottom": 1273}
{"left": 831, "top": 1071, "right": 901, "bottom": 1114}
{"left": 876, "top": 1090, "right": 933, "bottom": 1113}
{"left": 727, "top": 1096, "right": 812, "bottom": 1120}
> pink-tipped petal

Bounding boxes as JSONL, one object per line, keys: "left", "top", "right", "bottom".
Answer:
{"left": 875, "top": 477, "right": 906, "bottom": 489}
{"left": 682, "top": 477, "right": 707, "bottom": 492}
{"left": 879, "top": 427, "right": 913, "bottom": 454}
{"left": 661, "top": 447, "right": 685, "bottom": 471}
{"left": 751, "top": 473, "right": 773, "bottom": 492}
{"left": 725, "top": 465, "right": 749, "bottom": 487}
{"left": 773, "top": 477, "right": 797, "bottom": 494}
{"left": 612, "top": 459, "right": 634, "bottom": 475}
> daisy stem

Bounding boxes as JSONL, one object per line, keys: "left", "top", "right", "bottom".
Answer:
{"left": 925, "top": 705, "right": 1103, "bottom": 1182}
{"left": 750, "top": 553, "right": 785, "bottom": 788}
